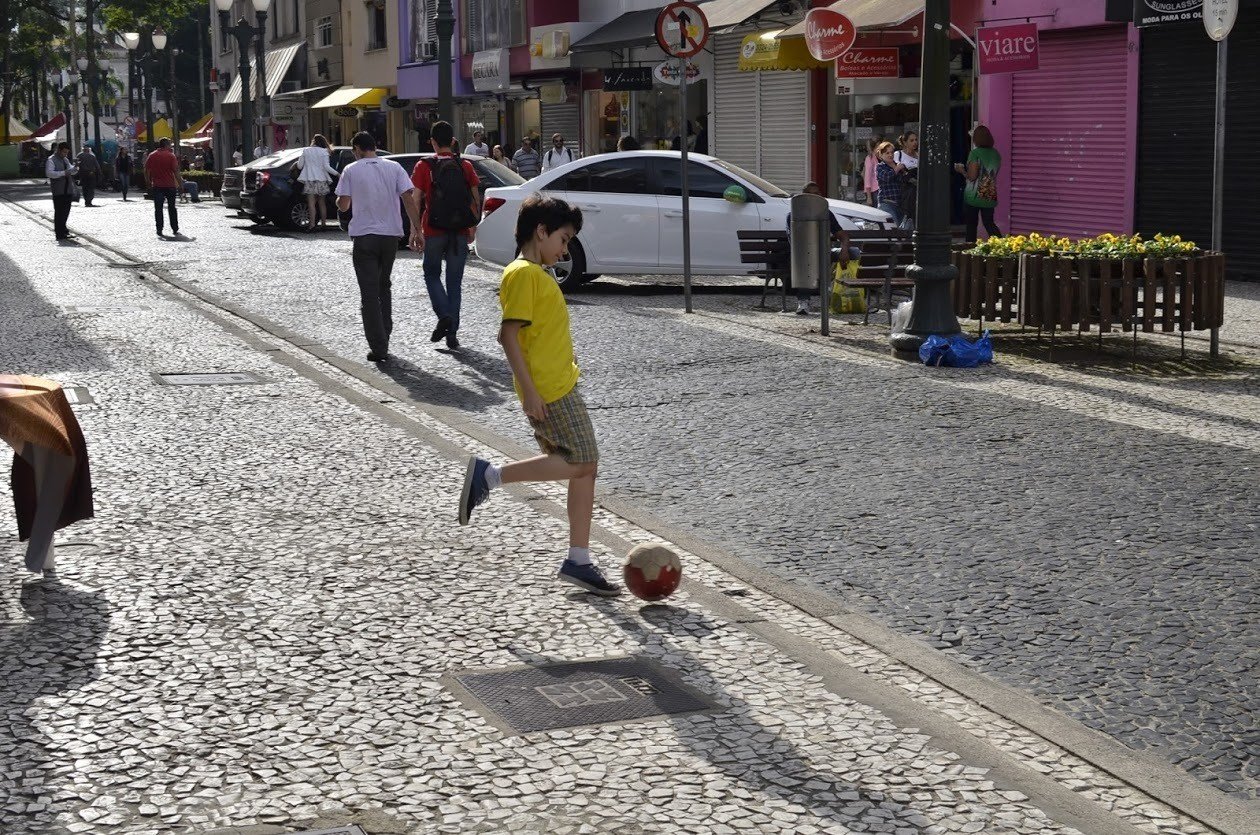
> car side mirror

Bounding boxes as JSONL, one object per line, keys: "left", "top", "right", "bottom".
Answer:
{"left": 723, "top": 185, "right": 747, "bottom": 204}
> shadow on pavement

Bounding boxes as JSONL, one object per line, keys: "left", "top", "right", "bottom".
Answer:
{"left": 0, "top": 249, "right": 114, "bottom": 374}
{"left": 377, "top": 350, "right": 511, "bottom": 412}
{"left": 0, "top": 578, "right": 111, "bottom": 832}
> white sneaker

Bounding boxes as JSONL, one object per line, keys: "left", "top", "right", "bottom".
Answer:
{"left": 796, "top": 300, "right": 810, "bottom": 316}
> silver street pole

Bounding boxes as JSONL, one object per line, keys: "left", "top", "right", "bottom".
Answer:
{"left": 680, "top": 55, "right": 692, "bottom": 314}
{"left": 1210, "top": 37, "right": 1226, "bottom": 359}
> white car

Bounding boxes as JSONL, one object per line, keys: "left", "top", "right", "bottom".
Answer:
{"left": 473, "top": 150, "right": 892, "bottom": 290}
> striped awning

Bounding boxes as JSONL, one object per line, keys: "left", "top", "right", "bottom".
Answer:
{"left": 778, "top": 0, "right": 922, "bottom": 39}
{"left": 310, "top": 86, "right": 389, "bottom": 110}
{"left": 221, "top": 43, "right": 304, "bottom": 104}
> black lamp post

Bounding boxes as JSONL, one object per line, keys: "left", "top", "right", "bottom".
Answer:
{"left": 214, "top": 0, "right": 271, "bottom": 163}
{"left": 77, "top": 57, "right": 106, "bottom": 157}
{"left": 251, "top": 0, "right": 271, "bottom": 153}
{"left": 122, "top": 30, "right": 165, "bottom": 151}
{"left": 889, "top": 0, "right": 961, "bottom": 356}
{"left": 436, "top": 0, "right": 454, "bottom": 122}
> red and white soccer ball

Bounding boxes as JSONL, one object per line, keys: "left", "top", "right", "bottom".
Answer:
{"left": 623, "top": 543, "right": 683, "bottom": 602}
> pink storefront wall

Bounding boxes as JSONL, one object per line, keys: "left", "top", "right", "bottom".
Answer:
{"left": 976, "top": 0, "right": 1140, "bottom": 235}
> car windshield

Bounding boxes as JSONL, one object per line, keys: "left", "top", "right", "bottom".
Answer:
{"left": 476, "top": 157, "right": 525, "bottom": 186}
{"left": 708, "top": 159, "right": 789, "bottom": 198}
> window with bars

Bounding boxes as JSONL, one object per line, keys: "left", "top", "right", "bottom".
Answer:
{"left": 367, "top": 0, "right": 387, "bottom": 51}
{"left": 317, "top": 16, "right": 334, "bottom": 48}
{"left": 460, "top": 0, "right": 525, "bottom": 54}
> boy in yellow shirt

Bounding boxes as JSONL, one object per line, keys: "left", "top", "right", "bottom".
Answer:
{"left": 458, "top": 195, "right": 620, "bottom": 596}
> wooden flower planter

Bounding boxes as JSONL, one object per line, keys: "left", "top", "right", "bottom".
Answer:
{"left": 951, "top": 248, "right": 1020, "bottom": 326}
{"left": 1017, "top": 252, "right": 1225, "bottom": 335}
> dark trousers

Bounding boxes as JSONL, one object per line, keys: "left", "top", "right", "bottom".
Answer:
{"left": 81, "top": 177, "right": 95, "bottom": 206}
{"left": 964, "top": 204, "right": 1000, "bottom": 243}
{"left": 118, "top": 172, "right": 130, "bottom": 199}
{"left": 52, "top": 195, "right": 73, "bottom": 238}
{"left": 352, "top": 235, "right": 398, "bottom": 354}
{"left": 153, "top": 188, "right": 179, "bottom": 233}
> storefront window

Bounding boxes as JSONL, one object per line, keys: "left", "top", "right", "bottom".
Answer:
{"left": 585, "top": 90, "right": 629, "bottom": 155}
{"left": 633, "top": 80, "right": 707, "bottom": 151}
{"left": 461, "top": 0, "right": 526, "bottom": 53}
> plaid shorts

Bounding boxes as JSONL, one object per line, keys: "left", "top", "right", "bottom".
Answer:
{"left": 529, "top": 387, "right": 599, "bottom": 464}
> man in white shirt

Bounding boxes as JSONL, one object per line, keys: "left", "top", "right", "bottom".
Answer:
{"left": 335, "top": 132, "right": 422, "bottom": 363}
{"left": 253, "top": 142, "right": 268, "bottom": 158}
{"left": 465, "top": 130, "right": 490, "bottom": 157}
{"left": 540, "top": 133, "right": 575, "bottom": 172}
{"left": 46, "top": 142, "right": 79, "bottom": 240}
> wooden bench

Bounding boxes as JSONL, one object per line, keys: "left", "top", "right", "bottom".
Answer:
{"left": 738, "top": 229, "right": 793, "bottom": 311}
{"left": 840, "top": 229, "right": 916, "bottom": 325}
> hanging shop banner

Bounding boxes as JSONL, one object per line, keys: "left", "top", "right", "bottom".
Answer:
{"left": 472, "top": 49, "right": 509, "bottom": 92}
{"left": 976, "top": 22, "right": 1041, "bottom": 75}
{"left": 652, "top": 60, "right": 705, "bottom": 86}
{"left": 603, "top": 66, "right": 653, "bottom": 91}
{"left": 1133, "top": 0, "right": 1203, "bottom": 27}
{"left": 804, "top": 7, "right": 856, "bottom": 61}
{"left": 835, "top": 48, "right": 900, "bottom": 80}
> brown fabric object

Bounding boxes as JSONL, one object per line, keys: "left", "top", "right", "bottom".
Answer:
{"left": 0, "top": 375, "right": 94, "bottom": 541}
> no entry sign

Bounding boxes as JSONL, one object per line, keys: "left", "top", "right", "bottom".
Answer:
{"left": 656, "top": 1, "right": 709, "bottom": 59}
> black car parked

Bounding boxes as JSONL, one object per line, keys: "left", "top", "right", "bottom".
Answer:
{"left": 337, "top": 152, "right": 525, "bottom": 240}
{"left": 240, "top": 146, "right": 385, "bottom": 229}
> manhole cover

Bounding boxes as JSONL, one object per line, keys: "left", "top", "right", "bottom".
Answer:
{"left": 62, "top": 386, "right": 94, "bottom": 405}
{"left": 446, "top": 656, "right": 716, "bottom": 734}
{"left": 155, "top": 372, "right": 265, "bottom": 385}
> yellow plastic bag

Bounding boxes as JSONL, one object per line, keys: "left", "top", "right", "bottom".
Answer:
{"left": 830, "top": 259, "right": 866, "bottom": 315}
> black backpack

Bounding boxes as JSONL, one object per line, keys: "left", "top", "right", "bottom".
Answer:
{"left": 424, "top": 155, "right": 478, "bottom": 231}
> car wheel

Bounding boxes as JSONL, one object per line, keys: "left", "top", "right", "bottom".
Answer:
{"left": 282, "top": 199, "right": 310, "bottom": 231}
{"left": 553, "top": 239, "right": 589, "bottom": 292}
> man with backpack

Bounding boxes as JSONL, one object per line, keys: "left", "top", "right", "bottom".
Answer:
{"left": 540, "top": 133, "right": 574, "bottom": 173}
{"left": 411, "top": 120, "right": 481, "bottom": 350}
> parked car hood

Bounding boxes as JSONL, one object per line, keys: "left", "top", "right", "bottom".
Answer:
{"left": 823, "top": 198, "right": 892, "bottom": 223}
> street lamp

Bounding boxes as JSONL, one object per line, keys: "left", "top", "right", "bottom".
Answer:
{"left": 150, "top": 27, "right": 182, "bottom": 157}
{"left": 122, "top": 30, "right": 164, "bottom": 151}
{"left": 215, "top": 0, "right": 272, "bottom": 163}
{"left": 888, "top": 0, "right": 962, "bottom": 356}
{"left": 250, "top": 0, "right": 273, "bottom": 154}
{"left": 436, "top": 0, "right": 454, "bottom": 122}
{"left": 76, "top": 56, "right": 106, "bottom": 158}
{"left": 122, "top": 32, "right": 140, "bottom": 146}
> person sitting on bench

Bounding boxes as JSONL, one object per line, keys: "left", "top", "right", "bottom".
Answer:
{"left": 786, "top": 182, "right": 859, "bottom": 316}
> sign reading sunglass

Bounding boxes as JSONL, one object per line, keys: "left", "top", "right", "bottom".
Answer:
{"left": 1133, "top": 0, "right": 1203, "bottom": 27}
{"left": 602, "top": 67, "right": 653, "bottom": 91}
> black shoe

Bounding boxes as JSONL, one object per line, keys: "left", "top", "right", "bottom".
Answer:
{"left": 445, "top": 333, "right": 460, "bottom": 350}
{"left": 430, "top": 316, "right": 452, "bottom": 343}
{"left": 367, "top": 351, "right": 389, "bottom": 363}
{"left": 156, "top": 230, "right": 164, "bottom": 238}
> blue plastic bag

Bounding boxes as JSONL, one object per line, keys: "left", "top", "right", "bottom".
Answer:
{"left": 919, "top": 330, "right": 994, "bottom": 368}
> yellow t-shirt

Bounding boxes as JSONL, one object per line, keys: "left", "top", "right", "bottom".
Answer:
{"left": 499, "top": 259, "right": 580, "bottom": 403}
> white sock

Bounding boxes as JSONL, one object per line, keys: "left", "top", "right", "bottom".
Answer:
{"left": 567, "top": 547, "right": 592, "bottom": 565}
{"left": 486, "top": 463, "right": 502, "bottom": 490}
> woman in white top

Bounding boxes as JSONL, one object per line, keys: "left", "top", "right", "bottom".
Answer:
{"left": 894, "top": 131, "right": 919, "bottom": 169}
{"left": 295, "top": 134, "right": 335, "bottom": 231}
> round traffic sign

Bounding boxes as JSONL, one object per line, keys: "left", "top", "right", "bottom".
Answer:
{"left": 656, "top": 1, "right": 709, "bottom": 59}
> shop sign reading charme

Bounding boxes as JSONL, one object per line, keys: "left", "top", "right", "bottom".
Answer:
{"left": 804, "top": 7, "right": 856, "bottom": 62}
{"left": 976, "top": 22, "right": 1040, "bottom": 75}
{"left": 834, "top": 48, "right": 899, "bottom": 79}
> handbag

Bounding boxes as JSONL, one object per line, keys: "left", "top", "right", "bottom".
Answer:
{"left": 830, "top": 259, "right": 866, "bottom": 315}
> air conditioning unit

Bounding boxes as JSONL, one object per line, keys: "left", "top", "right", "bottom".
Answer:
{"left": 420, "top": 40, "right": 438, "bottom": 60}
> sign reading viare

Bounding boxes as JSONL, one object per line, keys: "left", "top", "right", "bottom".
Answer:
{"left": 976, "top": 22, "right": 1040, "bottom": 75}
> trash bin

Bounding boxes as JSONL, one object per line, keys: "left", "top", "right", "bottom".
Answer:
{"left": 790, "top": 192, "right": 831, "bottom": 294}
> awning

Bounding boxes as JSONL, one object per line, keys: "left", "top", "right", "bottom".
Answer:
{"left": 181, "top": 113, "right": 214, "bottom": 139}
{"left": 138, "top": 118, "right": 172, "bottom": 142}
{"left": 31, "top": 113, "right": 67, "bottom": 137}
{"left": 273, "top": 82, "right": 340, "bottom": 99}
{"left": 778, "top": 0, "right": 922, "bottom": 39}
{"left": 699, "top": 0, "right": 786, "bottom": 31}
{"left": 221, "top": 43, "right": 305, "bottom": 104}
{"left": 310, "top": 86, "right": 389, "bottom": 109}
{"left": 0, "top": 116, "right": 33, "bottom": 140}
{"left": 738, "top": 31, "right": 827, "bottom": 71}
{"left": 569, "top": 8, "right": 662, "bottom": 53}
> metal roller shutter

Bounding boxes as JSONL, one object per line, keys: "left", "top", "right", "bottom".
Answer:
{"left": 1223, "top": 18, "right": 1260, "bottom": 281}
{"left": 712, "top": 32, "right": 809, "bottom": 191}
{"left": 1009, "top": 27, "right": 1130, "bottom": 237}
{"left": 541, "top": 100, "right": 581, "bottom": 158}
{"left": 713, "top": 33, "right": 758, "bottom": 173}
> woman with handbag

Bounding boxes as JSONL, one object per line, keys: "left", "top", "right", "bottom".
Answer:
{"left": 294, "top": 134, "right": 335, "bottom": 232}
{"left": 874, "top": 140, "right": 908, "bottom": 226}
{"left": 46, "top": 143, "right": 79, "bottom": 241}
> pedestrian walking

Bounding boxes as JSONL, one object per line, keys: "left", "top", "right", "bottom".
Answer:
{"left": 863, "top": 137, "right": 881, "bottom": 206}
{"left": 232, "top": 145, "right": 243, "bottom": 166}
{"left": 895, "top": 131, "right": 919, "bottom": 231}
{"left": 512, "top": 137, "right": 541, "bottom": 179}
{"left": 76, "top": 146, "right": 100, "bottom": 206}
{"left": 956, "top": 124, "right": 1002, "bottom": 243}
{"left": 46, "top": 142, "right": 78, "bottom": 241}
{"left": 894, "top": 131, "right": 919, "bottom": 170}
{"left": 295, "top": 134, "right": 335, "bottom": 232}
{"left": 253, "top": 141, "right": 268, "bottom": 159}
{"left": 335, "top": 131, "right": 422, "bottom": 363}
{"left": 874, "top": 140, "right": 908, "bottom": 227}
{"left": 115, "top": 148, "right": 133, "bottom": 201}
{"left": 458, "top": 194, "right": 621, "bottom": 597}
{"left": 491, "top": 144, "right": 513, "bottom": 170}
{"left": 411, "top": 120, "right": 480, "bottom": 351}
{"left": 540, "top": 133, "right": 575, "bottom": 173}
{"left": 465, "top": 130, "right": 490, "bottom": 157}
{"left": 144, "top": 138, "right": 183, "bottom": 238}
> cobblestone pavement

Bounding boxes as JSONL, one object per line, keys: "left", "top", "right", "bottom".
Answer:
{"left": 0, "top": 186, "right": 1256, "bottom": 834}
